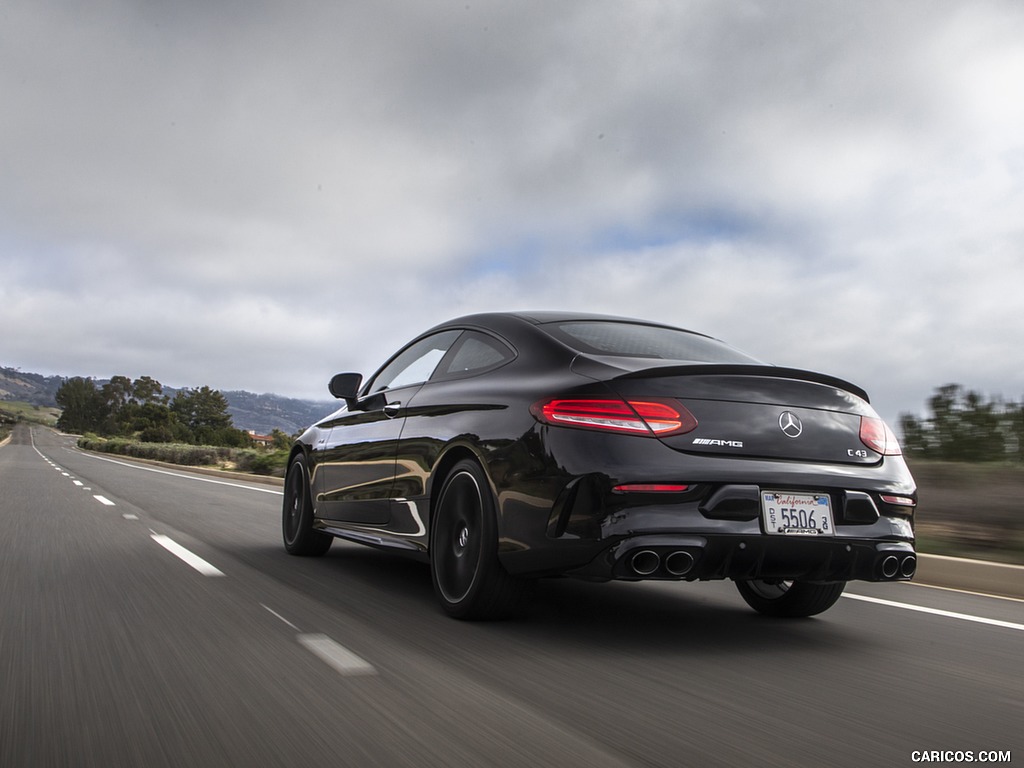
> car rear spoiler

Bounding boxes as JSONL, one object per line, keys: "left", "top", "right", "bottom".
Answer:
{"left": 611, "top": 364, "right": 870, "bottom": 403}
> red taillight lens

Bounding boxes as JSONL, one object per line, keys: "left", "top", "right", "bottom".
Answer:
{"left": 859, "top": 416, "right": 903, "bottom": 456}
{"left": 612, "top": 483, "right": 690, "bottom": 493}
{"left": 531, "top": 397, "right": 697, "bottom": 437}
{"left": 880, "top": 494, "right": 915, "bottom": 507}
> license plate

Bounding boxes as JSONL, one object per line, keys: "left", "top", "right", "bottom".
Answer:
{"left": 761, "top": 491, "right": 835, "bottom": 536}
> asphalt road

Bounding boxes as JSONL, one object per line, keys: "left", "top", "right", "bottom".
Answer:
{"left": 2, "top": 424, "right": 1020, "bottom": 767}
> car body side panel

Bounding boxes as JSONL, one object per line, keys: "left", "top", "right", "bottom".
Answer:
{"left": 312, "top": 383, "right": 424, "bottom": 526}
{"left": 380, "top": 364, "right": 601, "bottom": 553}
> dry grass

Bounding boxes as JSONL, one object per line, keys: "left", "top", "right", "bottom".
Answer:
{"left": 910, "top": 461, "right": 1024, "bottom": 564}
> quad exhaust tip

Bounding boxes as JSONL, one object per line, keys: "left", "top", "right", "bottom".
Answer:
{"left": 629, "top": 549, "right": 696, "bottom": 577}
{"left": 881, "top": 555, "right": 900, "bottom": 579}
{"left": 630, "top": 550, "right": 660, "bottom": 576}
{"left": 880, "top": 554, "right": 916, "bottom": 580}
{"left": 664, "top": 551, "right": 695, "bottom": 576}
{"left": 900, "top": 555, "right": 917, "bottom": 578}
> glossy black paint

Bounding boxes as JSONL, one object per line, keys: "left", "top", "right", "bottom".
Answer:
{"left": 289, "top": 311, "right": 916, "bottom": 590}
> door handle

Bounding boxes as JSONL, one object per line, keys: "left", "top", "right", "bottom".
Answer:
{"left": 383, "top": 402, "right": 402, "bottom": 418}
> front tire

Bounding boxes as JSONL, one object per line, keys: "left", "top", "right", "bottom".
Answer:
{"left": 282, "top": 455, "right": 332, "bottom": 556}
{"left": 735, "top": 579, "right": 845, "bottom": 617}
{"left": 430, "top": 459, "right": 529, "bottom": 620}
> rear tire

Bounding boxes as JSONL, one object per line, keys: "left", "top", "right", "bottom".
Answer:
{"left": 430, "top": 459, "right": 530, "bottom": 620}
{"left": 735, "top": 579, "right": 845, "bottom": 617}
{"left": 282, "top": 455, "right": 332, "bottom": 556}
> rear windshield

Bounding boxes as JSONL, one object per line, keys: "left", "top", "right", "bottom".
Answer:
{"left": 542, "top": 321, "right": 760, "bottom": 364}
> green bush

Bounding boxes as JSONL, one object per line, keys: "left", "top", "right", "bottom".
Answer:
{"left": 76, "top": 436, "right": 289, "bottom": 475}
{"left": 233, "top": 448, "right": 289, "bottom": 476}
{"left": 78, "top": 437, "right": 230, "bottom": 466}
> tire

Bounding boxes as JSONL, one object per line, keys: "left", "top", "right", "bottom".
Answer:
{"left": 735, "top": 579, "right": 846, "bottom": 618}
{"left": 282, "top": 455, "right": 333, "bottom": 556}
{"left": 430, "top": 459, "right": 530, "bottom": 620}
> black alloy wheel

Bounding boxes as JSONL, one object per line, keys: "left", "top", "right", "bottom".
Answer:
{"left": 735, "top": 578, "right": 846, "bottom": 617}
{"left": 282, "top": 455, "right": 332, "bottom": 556}
{"left": 430, "top": 459, "right": 529, "bottom": 620}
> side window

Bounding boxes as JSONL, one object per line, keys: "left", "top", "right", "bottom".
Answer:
{"left": 434, "top": 331, "right": 515, "bottom": 380}
{"left": 368, "top": 330, "right": 462, "bottom": 393}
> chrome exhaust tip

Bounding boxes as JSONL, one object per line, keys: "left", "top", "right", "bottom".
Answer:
{"left": 631, "top": 550, "right": 660, "bottom": 576}
{"left": 881, "top": 555, "right": 900, "bottom": 579}
{"left": 664, "top": 551, "right": 695, "bottom": 576}
{"left": 900, "top": 555, "right": 917, "bottom": 578}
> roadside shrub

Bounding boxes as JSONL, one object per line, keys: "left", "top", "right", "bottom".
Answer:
{"left": 234, "top": 448, "right": 288, "bottom": 476}
{"left": 77, "top": 437, "right": 229, "bottom": 466}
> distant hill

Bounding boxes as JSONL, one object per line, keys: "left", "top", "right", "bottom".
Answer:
{"left": 0, "top": 368, "right": 64, "bottom": 406}
{"left": 0, "top": 365, "right": 334, "bottom": 435}
{"left": 221, "top": 390, "right": 334, "bottom": 435}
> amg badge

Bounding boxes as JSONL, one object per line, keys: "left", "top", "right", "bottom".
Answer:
{"left": 692, "top": 438, "right": 744, "bottom": 448}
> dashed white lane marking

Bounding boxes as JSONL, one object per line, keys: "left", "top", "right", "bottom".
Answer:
{"left": 842, "top": 593, "right": 1024, "bottom": 632}
{"left": 150, "top": 533, "right": 225, "bottom": 577}
{"left": 122, "top": 514, "right": 139, "bottom": 521}
{"left": 297, "top": 634, "right": 376, "bottom": 676}
{"left": 263, "top": 606, "right": 376, "bottom": 677}
{"left": 261, "top": 604, "right": 302, "bottom": 632}
{"left": 93, "top": 495, "right": 116, "bottom": 506}
{"left": 73, "top": 480, "right": 84, "bottom": 487}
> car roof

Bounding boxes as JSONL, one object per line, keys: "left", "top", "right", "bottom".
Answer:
{"left": 432, "top": 310, "right": 698, "bottom": 332}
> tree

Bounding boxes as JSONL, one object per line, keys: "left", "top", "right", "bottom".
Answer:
{"left": 55, "top": 374, "right": 250, "bottom": 447}
{"left": 131, "top": 376, "right": 165, "bottom": 405}
{"left": 899, "top": 384, "right": 1021, "bottom": 463}
{"left": 270, "top": 429, "right": 292, "bottom": 450}
{"left": 55, "top": 377, "right": 105, "bottom": 434}
{"left": 170, "top": 386, "right": 247, "bottom": 445}
{"left": 100, "top": 375, "right": 134, "bottom": 434}
{"left": 899, "top": 412, "right": 928, "bottom": 459}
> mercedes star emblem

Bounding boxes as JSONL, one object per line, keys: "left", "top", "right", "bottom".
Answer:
{"left": 779, "top": 411, "right": 803, "bottom": 438}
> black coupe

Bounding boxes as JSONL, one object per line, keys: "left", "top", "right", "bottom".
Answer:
{"left": 283, "top": 312, "right": 916, "bottom": 619}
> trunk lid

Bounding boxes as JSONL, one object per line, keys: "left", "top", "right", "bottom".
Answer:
{"left": 596, "top": 362, "right": 879, "bottom": 465}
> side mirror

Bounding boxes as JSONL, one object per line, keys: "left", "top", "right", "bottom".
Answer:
{"left": 328, "top": 372, "right": 363, "bottom": 404}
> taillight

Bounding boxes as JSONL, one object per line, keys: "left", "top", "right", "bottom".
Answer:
{"left": 880, "top": 494, "right": 915, "bottom": 507}
{"left": 613, "top": 483, "right": 690, "bottom": 493}
{"left": 859, "top": 416, "right": 902, "bottom": 456}
{"left": 531, "top": 397, "right": 697, "bottom": 437}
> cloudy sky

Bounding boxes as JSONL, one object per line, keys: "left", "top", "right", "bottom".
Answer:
{"left": 2, "top": 0, "right": 1023, "bottom": 426}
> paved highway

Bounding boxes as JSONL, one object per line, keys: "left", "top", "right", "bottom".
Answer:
{"left": 2, "top": 424, "right": 1020, "bottom": 767}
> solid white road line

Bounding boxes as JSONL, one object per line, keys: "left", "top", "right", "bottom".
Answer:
{"left": 76, "top": 451, "right": 283, "bottom": 495}
{"left": 150, "top": 533, "right": 225, "bottom": 577}
{"left": 842, "top": 592, "right": 1024, "bottom": 632}
{"left": 904, "top": 581, "right": 1024, "bottom": 604}
{"left": 297, "top": 634, "right": 376, "bottom": 676}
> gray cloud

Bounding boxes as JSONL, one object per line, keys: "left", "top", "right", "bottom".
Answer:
{"left": 2, "top": 0, "right": 1023, "bottom": 425}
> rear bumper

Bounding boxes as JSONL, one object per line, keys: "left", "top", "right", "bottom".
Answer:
{"left": 493, "top": 428, "right": 917, "bottom": 583}
{"left": 497, "top": 479, "right": 916, "bottom": 583}
{"left": 568, "top": 533, "right": 916, "bottom": 583}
